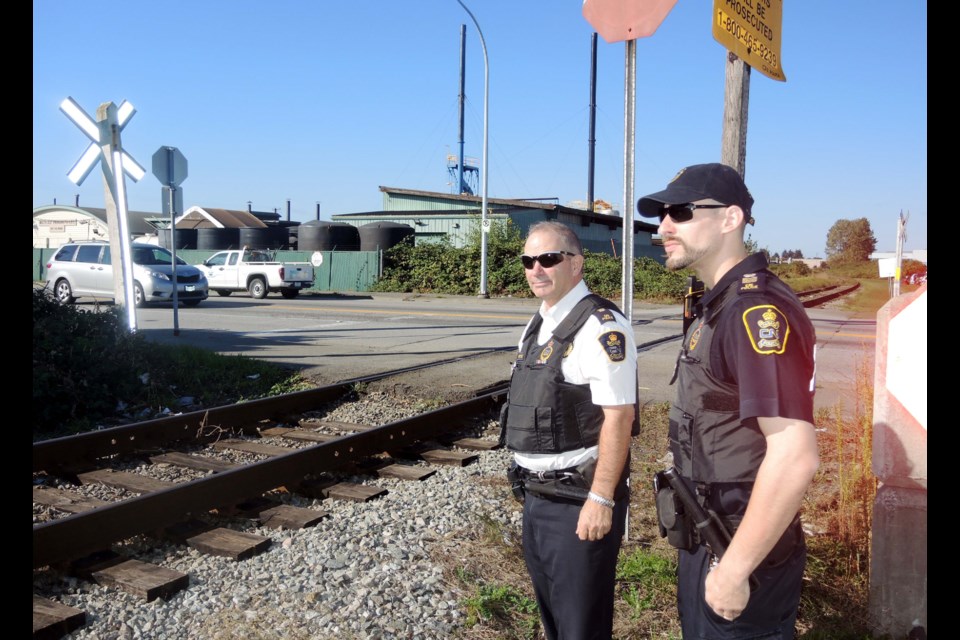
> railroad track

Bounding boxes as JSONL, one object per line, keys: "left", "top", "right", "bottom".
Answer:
{"left": 798, "top": 282, "right": 860, "bottom": 307}
{"left": 33, "top": 354, "right": 511, "bottom": 638}
{"left": 33, "top": 285, "right": 858, "bottom": 637}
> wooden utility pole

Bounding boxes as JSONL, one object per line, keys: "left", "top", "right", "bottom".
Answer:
{"left": 720, "top": 52, "right": 751, "bottom": 177}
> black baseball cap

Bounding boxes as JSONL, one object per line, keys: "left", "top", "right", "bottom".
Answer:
{"left": 637, "top": 163, "right": 755, "bottom": 225}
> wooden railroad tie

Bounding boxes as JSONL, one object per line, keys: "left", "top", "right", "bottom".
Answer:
{"left": 185, "top": 528, "right": 272, "bottom": 561}
{"left": 445, "top": 436, "right": 500, "bottom": 451}
{"left": 77, "top": 469, "right": 175, "bottom": 494}
{"left": 210, "top": 438, "right": 301, "bottom": 457}
{"left": 33, "top": 485, "right": 110, "bottom": 515}
{"left": 149, "top": 451, "right": 238, "bottom": 473}
{"left": 33, "top": 595, "right": 85, "bottom": 640}
{"left": 295, "top": 478, "right": 388, "bottom": 502}
{"left": 91, "top": 559, "right": 189, "bottom": 602}
{"left": 232, "top": 496, "right": 330, "bottom": 529}
{"left": 65, "top": 550, "right": 189, "bottom": 602}
{"left": 376, "top": 463, "right": 436, "bottom": 481}
{"left": 396, "top": 442, "right": 479, "bottom": 467}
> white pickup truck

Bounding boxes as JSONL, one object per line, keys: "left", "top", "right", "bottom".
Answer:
{"left": 197, "top": 248, "right": 315, "bottom": 299}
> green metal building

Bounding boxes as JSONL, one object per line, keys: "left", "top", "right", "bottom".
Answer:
{"left": 332, "top": 186, "right": 663, "bottom": 260}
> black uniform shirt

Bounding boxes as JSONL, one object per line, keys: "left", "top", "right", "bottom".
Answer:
{"left": 700, "top": 253, "right": 816, "bottom": 425}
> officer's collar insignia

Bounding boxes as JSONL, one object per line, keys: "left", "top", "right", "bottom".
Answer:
{"left": 599, "top": 331, "right": 626, "bottom": 362}
{"left": 742, "top": 304, "right": 789, "bottom": 354}
{"left": 537, "top": 340, "right": 555, "bottom": 364}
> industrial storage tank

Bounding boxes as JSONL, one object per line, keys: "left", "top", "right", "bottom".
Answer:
{"left": 238, "top": 227, "right": 281, "bottom": 250}
{"left": 197, "top": 227, "right": 240, "bottom": 251}
{"left": 298, "top": 221, "right": 361, "bottom": 251}
{"left": 359, "top": 221, "right": 414, "bottom": 252}
{"left": 159, "top": 228, "right": 198, "bottom": 250}
{"left": 274, "top": 221, "right": 300, "bottom": 249}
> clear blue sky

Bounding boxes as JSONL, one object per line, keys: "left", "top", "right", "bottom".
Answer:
{"left": 34, "top": 1, "right": 926, "bottom": 259}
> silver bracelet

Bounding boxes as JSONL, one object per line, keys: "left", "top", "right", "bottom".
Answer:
{"left": 587, "top": 491, "right": 615, "bottom": 509}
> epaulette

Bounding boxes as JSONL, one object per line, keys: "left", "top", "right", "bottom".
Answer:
{"left": 736, "top": 271, "right": 768, "bottom": 294}
{"left": 592, "top": 307, "right": 618, "bottom": 324}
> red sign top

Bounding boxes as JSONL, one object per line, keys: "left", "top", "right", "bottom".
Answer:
{"left": 582, "top": 0, "right": 678, "bottom": 43}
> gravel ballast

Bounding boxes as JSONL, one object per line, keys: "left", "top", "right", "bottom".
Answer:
{"left": 34, "top": 391, "right": 522, "bottom": 640}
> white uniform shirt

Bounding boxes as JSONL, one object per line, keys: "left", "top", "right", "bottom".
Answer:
{"left": 513, "top": 280, "right": 638, "bottom": 472}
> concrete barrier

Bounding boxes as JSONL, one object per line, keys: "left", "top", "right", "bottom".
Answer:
{"left": 870, "top": 285, "right": 926, "bottom": 637}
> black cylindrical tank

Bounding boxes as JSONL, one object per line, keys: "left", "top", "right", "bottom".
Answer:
{"left": 359, "top": 221, "right": 414, "bottom": 252}
{"left": 197, "top": 228, "right": 240, "bottom": 251}
{"left": 299, "top": 221, "right": 361, "bottom": 251}
{"left": 238, "top": 227, "right": 277, "bottom": 250}
{"left": 159, "top": 228, "right": 198, "bottom": 250}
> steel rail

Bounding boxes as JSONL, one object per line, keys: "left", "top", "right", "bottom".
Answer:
{"left": 33, "top": 349, "right": 514, "bottom": 473}
{"left": 34, "top": 385, "right": 507, "bottom": 569}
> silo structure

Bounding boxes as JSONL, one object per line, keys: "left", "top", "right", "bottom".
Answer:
{"left": 359, "top": 221, "right": 414, "bottom": 252}
{"left": 298, "top": 221, "right": 361, "bottom": 251}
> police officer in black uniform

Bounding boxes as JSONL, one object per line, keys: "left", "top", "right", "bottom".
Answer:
{"left": 501, "top": 221, "right": 637, "bottom": 640}
{"left": 637, "top": 163, "right": 819, "bottom": 639}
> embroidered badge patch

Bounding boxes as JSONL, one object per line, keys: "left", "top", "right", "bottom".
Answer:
{"left": 688, "top": 320, "right": 703, "bottom": 352}
{"left": 599, "top": 331, "right": 626, "bottom": 362}
{"left": 742, "top": 305, "right": 790, "bottom": 354}
{"left": 563, "top": 343, "right": 575, "bottom": 358}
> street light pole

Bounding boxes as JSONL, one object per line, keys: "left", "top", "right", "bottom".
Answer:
{"left": 457, "top": 0, "right": 490, "bottom": 298}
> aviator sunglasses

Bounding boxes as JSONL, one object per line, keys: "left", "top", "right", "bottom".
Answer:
{"left": 658, "top": 202, "right": 727, "bottom": 223}
{"left": 520, "top": 250, "right": 578, "bottom": 270}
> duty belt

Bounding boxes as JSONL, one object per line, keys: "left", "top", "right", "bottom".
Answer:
{"left": 507, "top": 461, "right": 592, "bottom": 504}
{"left": 514, "top": 465, "right": 581, "bottom": 482}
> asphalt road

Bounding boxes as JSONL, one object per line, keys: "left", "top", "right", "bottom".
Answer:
{"left": 126, "top": 290, "right": 877, "bottom": 416}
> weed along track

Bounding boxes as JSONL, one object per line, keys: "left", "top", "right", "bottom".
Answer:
{"left": 33, "top": 357, "right": 509, "bottom": 639}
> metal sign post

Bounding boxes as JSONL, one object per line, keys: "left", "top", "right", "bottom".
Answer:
{"left": 60, "top": 97, "right": 145, "bottom": 332}
{"left": 582, "top": 0, "right": 677, "bottom": 320}
{"left": 457, "top": 0, "right": 490, "bottom": 299}
{"left": 152, "top": 146, "right": 188, "bottom": 336}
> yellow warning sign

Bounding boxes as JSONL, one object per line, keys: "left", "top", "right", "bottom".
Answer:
{"left": 712, "top": 0, "right": 786, "bottom": 82}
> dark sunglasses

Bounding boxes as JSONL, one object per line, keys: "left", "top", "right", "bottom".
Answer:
{"left": 520, "top": 250, "right": 578, "bottom": 270}
{"left": 658, "top": 203, "right": 727, "bottom": 223}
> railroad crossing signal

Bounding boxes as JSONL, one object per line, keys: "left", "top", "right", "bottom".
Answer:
{"left": 59, "top": 97, "right": 144, "bottom": 332}
{"left": 59, "top": 97, "right": 146, "bottom": 186}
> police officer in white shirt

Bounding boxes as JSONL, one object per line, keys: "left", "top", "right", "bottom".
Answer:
{"left": 501, "top": 221, "right": 637, "bottom": 640}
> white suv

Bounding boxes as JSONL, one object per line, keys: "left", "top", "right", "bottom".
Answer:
{"left": 45, "top": 241, "right": 209, "bottom": 307}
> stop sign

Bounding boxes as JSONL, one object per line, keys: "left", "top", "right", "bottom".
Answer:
{"left": 152, "top": 146, "right": 188, "bottom": 187}
{"left": 582, "top": 0, "right": 678, "bottom": 43}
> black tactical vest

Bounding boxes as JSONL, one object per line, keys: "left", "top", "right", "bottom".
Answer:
{"left": 670, "top": 269, "right": 808, "bottom": 489}
{"left": 502, "top": 294, "right": 627, "bottom": 454}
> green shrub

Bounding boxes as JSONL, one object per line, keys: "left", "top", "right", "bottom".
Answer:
{"left": 372, "top": 221, "right": 689, "bottom": 302}
{"left": 33, "top": 288, "right": 309, "bottom": 438}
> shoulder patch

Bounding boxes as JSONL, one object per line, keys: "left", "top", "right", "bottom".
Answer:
{"left": 738, "top": 271, "right": 767, "bottom": 294}
{"left": 592, "top": 308, "right": 618, "bottom": 324}
{"left": 741, "top": 304, "right": 790, "bottom": 354}
{"left": 598, "top": 330, "right": 627, "bottom": 362}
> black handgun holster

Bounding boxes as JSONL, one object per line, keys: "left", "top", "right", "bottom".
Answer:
{"left": 507, "top": 461, "right": 525, "bottom": 502}
{"left": 654, "top": 471, "right": 695, "bottom": 551}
